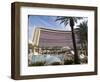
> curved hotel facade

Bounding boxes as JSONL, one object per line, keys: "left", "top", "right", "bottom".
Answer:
{"left": 30, "top": 27, "right": 80, "bottom": 55}
{"left": 32, "top": 27, "right": 79, "bottom": 47}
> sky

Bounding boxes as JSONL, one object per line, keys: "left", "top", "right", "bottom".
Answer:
{"left": 28, "top": 15, "right": 87, "bottom": 41}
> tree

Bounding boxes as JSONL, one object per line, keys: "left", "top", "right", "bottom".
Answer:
{"left": 55, "top": 16, "right": 82, "bottom": 64}
{"left": 76, "top": 21, "right": 88, "bottom": 56}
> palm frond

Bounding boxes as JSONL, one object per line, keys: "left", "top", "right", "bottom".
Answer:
{"left": 64, "top": 21, "right": 69, "bottom": 26}
{"left": 76, "top": 17, "right": 83, "bottom": 19}
{"left": 59, "top": 20, "right": 66, "bottom": 24}
{"left": 55, "top": 16, "right": 70, "bottom": 26}
{"left": 73, "top": 18, "right": 77, "bottom": 23}
{"left": 55, "top": 16, "right": 83, "bottom": 27}
{"left": 55, "top": 17, "right": 67, "bottom": 21}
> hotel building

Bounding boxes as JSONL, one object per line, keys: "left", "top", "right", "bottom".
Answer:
{"left": 29, "top": 27, "right": 80, "bottom": 55}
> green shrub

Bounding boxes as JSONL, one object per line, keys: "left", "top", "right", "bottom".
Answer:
{"left": 64, "top": 60, "right": 74, "bottom": 65}
{"left": 29, "top": 62, "right": 45, "bottom": 66}
{"left": 51, "top": 62, "right": 61, "bottom": 65}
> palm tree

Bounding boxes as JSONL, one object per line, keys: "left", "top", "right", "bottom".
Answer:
{"left": 55, "top": 16, "right": 82, "bottom": 64}
{"left": 76, "top": 21, "right": 88, "bottom": 56}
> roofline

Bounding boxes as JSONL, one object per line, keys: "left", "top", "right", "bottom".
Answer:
{"left": 36, "top": 27, "right": 72, "bottom": 33}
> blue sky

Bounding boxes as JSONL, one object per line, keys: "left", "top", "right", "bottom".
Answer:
{"left": 28, "top": 15, "right": 67, "bottom": 40}
{"left": 28, "top": 15, "right": 87, "bottom": 40}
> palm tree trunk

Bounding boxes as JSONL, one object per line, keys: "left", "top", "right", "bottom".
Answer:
{"left": 71, "top": 25, "right": 80, "bottom": 64}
